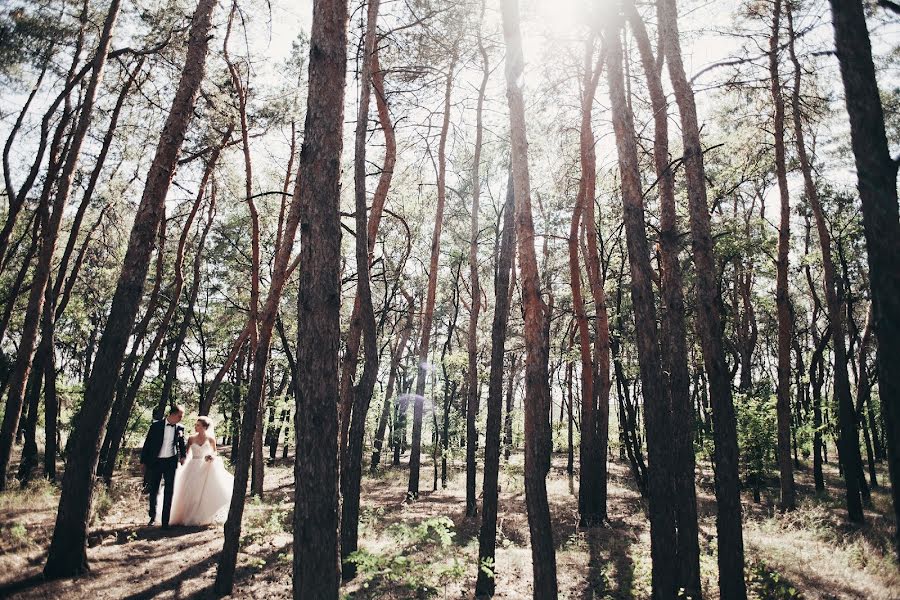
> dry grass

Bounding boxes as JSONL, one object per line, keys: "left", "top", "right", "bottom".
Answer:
{"left": 0, "top": 448, "right": 896, "bottom": 599}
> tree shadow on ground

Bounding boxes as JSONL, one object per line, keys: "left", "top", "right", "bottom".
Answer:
{"left": 88, "top": 523, "right": 209, "bottom": 546}
{"left": 581, "top": 521, "right": 638, "bottom": 600}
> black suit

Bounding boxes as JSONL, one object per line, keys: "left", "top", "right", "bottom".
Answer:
{"left": 140, "top": 419, "right": 186, "bottom": 526}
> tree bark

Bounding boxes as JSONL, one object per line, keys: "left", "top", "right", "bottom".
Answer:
{"left": 658, "top": 0, "right": 748, "bottom": 595}
{"left": 606, "top": 16, "right": 677, "bottom": 599}
{"left": 828, "top": 0, "right": 900, "bottom": 553}
{"left": 338, "top": 33, "right": 397, "bottom": 457}
{"left": 340, "top": 0, "right": 381, "bottom": 576}
{"left": 215, "top": 104, "right": 307, "bottom": 600}
{"left": 787, "top": 3, "right": 864, "bottom": 520}
{"left": 43, "top": 0, "right": 216, "bottom": 577}
{"left": 569, "top": 34, "right": 606, "bottom": 528}
{"left": 627, "top": 5, "right": 701, "bottom": 593}
{"left": 407, "top": 50, "right": 457, "bottom": 500}
{"left": 466, "top": 9, "right": 489, "bottom": 518}
{"left": 475, "top": 170, "right": 515, "bottom": 598}
{"left": 500, "top": 0, "right": 557, "bottom": 595}
{"left": 290, "top": 0, "right": 349, "bottom": 592}
{"left": 768, "top": 0, "right": 798, "bottom": 512}
{"left": 0, "top": 0, "right": 122, "bottom": 492}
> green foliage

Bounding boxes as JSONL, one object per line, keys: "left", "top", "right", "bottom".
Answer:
{"left": 748, "top": 559, "right": 804, "bottom": 600}
{"left": 347, "top": 516, "right": 463, "bottom": 598}
{"left": 735, "top": 384, "right": 777, "bottom": 490}
{"left": 241, "top": 500, "right": 291, "bottom": 546}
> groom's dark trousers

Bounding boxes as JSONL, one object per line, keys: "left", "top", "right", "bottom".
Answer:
{"left": 147, "top": 456, "right": 178, "bottom": 526}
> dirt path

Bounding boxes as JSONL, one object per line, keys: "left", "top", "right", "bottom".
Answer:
{"left": 1, "top": 452, "right": 897, "bottom": 599}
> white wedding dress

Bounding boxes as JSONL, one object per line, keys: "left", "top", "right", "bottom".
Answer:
{"left": 168, "top": 438, "right": 234, "bottom": 526}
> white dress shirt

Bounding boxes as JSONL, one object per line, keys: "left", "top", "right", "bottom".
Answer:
{"left": 158, "top": 421, "right": 177, "bottom": 459}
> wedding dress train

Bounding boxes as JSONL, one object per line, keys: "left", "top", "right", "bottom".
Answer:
{"left": 167, "top": 439, "right": 234, "bottom": 526}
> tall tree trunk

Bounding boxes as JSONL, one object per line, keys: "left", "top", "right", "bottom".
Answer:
{"left": 43, "top": 0, "right": 216, "bottom": 577}
{"left": 569, "top": 35, "right": 604, "bottom": 528}
{"left": 101, "top": 147, "right": 220, "bottom": 485}
{"left": 475, "top": 170, "right": 515, "bottom": 598}
{"left": 338, "top": 33, "right": 398, "bottom": 457}
{"left": 606, "top": 17, "right": 677, "bottom": 599}
{"left": 215, "top": 109, "right": 307, "bottom": 600}
{"left": 659, "top": 0, "right": 748, "bottom": 595}
{"left": 290, "top": 0, "right": 349, "bottom": 593}
{"left": 503, "top": 353, "right": 516, "bottom": 460}
{"left": 500, "top": 0, "right": 557, "bottom": 595}
{"left": 788, "top": 3, "right": 864, "bottom": 520}
{"left": 466, "top": 9, "right": 489, "bottom": 518}
{"left": 340, "top": 0, "right": 381, "bottom": 576}
{"left": 408, "top": 51, "right": 457, "bottom": 500}
{"left": 627, "top": 6, "right": 701, "bottom": 594}
{"left": 159, "top": 151, "right": 224, "bottom": 410}
{"left": 372, "top": 318, "right": 411, "bottom": 473}
{"left": 828, "top": 0, "right": 900, "bottom": 555}
{"left": 769, "top": 0, "right": 797, "bottom": 512}
{"left": 0, "top": 0, "right": 122, "bottom": 491}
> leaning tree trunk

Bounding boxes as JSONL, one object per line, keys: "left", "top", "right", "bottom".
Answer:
{"left": 787, "top": 3, "right": 864, "bottom": 521}
{"left": 659, "top": 0, "right": 748, "bottom": 595}
{"left": 465, "top": 9, "right": 489, "bottom": 518}
{"left": 579, "top": 42, "right": 613, "bottom": 529}
{"left": 159, "top": 157, "right": 224, "bottom": 410}
{"left": 606, "top": 17, "right": 676, "bottom": 599}
{"left": 100, "top": 152, "right": 219, "bottom": 485}
{"left": 500, "top": 0, "right": 557, "bottom": 595}
{"left": 569, "top": 35, "right": 605, "bottom": 527}
{"left": 0, "top": 0, "right": 122, "bottom": 492}
{"left": 475, "top": 170, "right": 515, "bottom": 598}
{"left": 337, "top": 33, "right": 398, "bottom": 457}
{"left": 407, "top": 51, "right": 457, "bottom": 500}
{"left": 43, "top": 0, "right": 217, "bottom": 578}
{"left": 627, "top": 5, "right": 701, "bottom": 594}
{"left": 215, "top": 180, "right": 304, "bottom": 594}
{"left": 340, "top": 0, "right": 381, "bottom": 577}
{"left": 290, "top": 0, "right": 349, "bottom": 593}
{"left": 371, "top": 317, "right": 411, "bottom": 472}
{"left": 769, "top": 0, "right": 797, "bottom": 512}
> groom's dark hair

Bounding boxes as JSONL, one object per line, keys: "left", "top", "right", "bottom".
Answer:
{"left": 169, "top": 405, "right": 185, "bottom": 416}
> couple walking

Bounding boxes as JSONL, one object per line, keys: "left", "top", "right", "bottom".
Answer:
{"left": 139, "top": 405, "right": 234, "bottom": 528}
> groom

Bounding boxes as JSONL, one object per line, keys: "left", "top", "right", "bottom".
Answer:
{"left": 140, "top": 405, "right": 187, "bottom": 528}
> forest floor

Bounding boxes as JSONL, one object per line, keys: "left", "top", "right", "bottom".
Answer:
{"left": 0, "top": 448, "right": 897, "bottom": 599}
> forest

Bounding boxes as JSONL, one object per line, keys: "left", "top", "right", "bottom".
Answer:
{"left": 0, "top": 0, "right": 898, "bottom": 598}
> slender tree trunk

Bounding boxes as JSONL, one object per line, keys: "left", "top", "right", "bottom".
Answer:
{"left": 768, "top": 0, "right": 797, "bottom": 512}
{"left": 606, "top": 18, "right": 677, "bottom": 599}
{"left": 0, "top": 0, "right": 122, "bottom": 491}
{"left": 102, "top": 148, "right": 219, "bottom": 484}
{"left": 159, "top": 157, "right": 224, "bottom": 410}
{"left": 500, "top": 0, "right": 557, "bottom": 595}
{"left": 290, "top": 0, "right": 349, "bottom": 592}
{"left": 215, "top": 107, "right": 307, "bottom": 600}
{"left": 788, "top": 3, "right": 864, "bottom": 521}
{"left": 338, "top": 33, "right": 398, "bottom": 457}
{"left": 475, "top": 170, "right": 515, "bottom": 598}
{"left": 504, "top": 354, "right": 516, "bottom": 460}
{"left": 466, "top": 10, "right": 489, "bottom": 518}
{"left": 627, "top": 6, "right": 701, "bottom": 593}
{"left": 44, "top": 0, "right": 216, "bottom": 577}
{"left": 828, "top": 0, "right": 900, "bottom": 554}
{"left": 408, "top": 51, "right": 457, "bottom": 500}
{"left": 569, "top": 35, "right": 603, "bottom": 527}
{"left": 340, "top": 0, "right": 381, "bottom": 576}
{"left": 659, "top": 0, "right": 747, "bottom": 594}
{"left": 372, "top": 320, "right": 411, "bottom": 473}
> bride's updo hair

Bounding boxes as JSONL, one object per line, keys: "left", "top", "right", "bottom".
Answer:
{"left": 196, "top": 416, "right": 213, "bottom": 430}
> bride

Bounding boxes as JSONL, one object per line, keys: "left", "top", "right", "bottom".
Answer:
{"left": 167, "top": 416, "right": 234, "bottom": 526}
